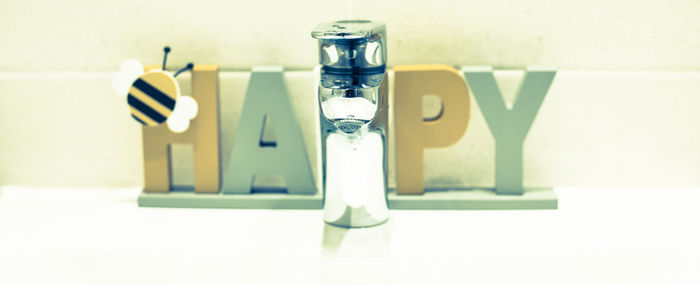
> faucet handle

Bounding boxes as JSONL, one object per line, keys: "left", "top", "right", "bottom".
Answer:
{"left": 311, "top": 20, "right": 385, "bottom": 41}
{"left": 311, "top": 20, "right": 386, "bottom": 70}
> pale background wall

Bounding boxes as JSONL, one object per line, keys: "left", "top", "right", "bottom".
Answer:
{"left": 2, "top": 0, "right": 700, "bottom": 71}
{"left": 1, "top": 0, "right": 699, "bottom": 189}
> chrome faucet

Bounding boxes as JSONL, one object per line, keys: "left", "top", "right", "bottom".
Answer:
{"left": 312, "top": 20, "right": 389, "bottom": 227}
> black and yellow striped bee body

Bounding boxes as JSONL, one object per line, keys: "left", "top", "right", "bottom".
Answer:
{"left": 127, "top": 71, "right": 179, "bottom": 126}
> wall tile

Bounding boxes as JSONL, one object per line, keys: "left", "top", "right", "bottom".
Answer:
{"left": 2, "top": 0, "right": 699, "bottom": 71}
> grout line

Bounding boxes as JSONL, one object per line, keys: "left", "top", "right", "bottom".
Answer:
{"left": 1, "top": 70, "right": 700, "bottom": 79}
{"left": 1, "top": 68, "right": 700, "bottom": 73}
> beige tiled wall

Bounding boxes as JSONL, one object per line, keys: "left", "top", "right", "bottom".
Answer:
{"left": 1, "top": 0, "right": 699, "bottom": 71}
{"left": 1, "top": 0, "right": 699, "bottom": 189}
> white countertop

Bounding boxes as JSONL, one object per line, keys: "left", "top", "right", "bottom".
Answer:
{"left": 1, "top": 187, "right": 698, "bottom": 285}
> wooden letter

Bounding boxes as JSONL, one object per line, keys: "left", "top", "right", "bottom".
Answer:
{"left": 462, "top": 67, "right": 555, "bottom": 195}
{"left": 142, "top": 65, "right": 221, "bottom": 193}
{"left": 394, "top": 64, "right": 470, "bottom": 194}
{"left": 221, "top": 66, "right": 316, "bottom": 194}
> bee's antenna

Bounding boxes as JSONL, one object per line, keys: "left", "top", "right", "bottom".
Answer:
{"left": 174, "top": 63, "right": 194, "bottom": 77}
{"left": 162, "top": 46, "right": 171, "bottom": 70}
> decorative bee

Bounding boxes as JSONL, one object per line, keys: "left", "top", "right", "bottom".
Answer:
{"left": 112, "top": 46, "right": 198, "bottom": 133}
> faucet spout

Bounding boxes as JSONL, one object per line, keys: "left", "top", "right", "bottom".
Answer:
{"left": 312, "top": 20, "right": 389, "bottom": 228}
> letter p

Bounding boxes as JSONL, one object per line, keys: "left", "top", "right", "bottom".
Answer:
{"left": 394, "top": 64, "right": 470, "bottom": 194}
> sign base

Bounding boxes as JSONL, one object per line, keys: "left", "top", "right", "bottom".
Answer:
{"left": 138, "top": 187, "right": 556, "bottom": 210}
{"left": 388, "top": 187, "right": 557, "bottom": 210}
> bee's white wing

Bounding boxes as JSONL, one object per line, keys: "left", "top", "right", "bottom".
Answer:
{"left": 112, "top": 59, "right": 144, "bottom": 97}
{"left": 166, "top": 96, "right": 198, "bottom": 133}
{"left": 167, "top": 117, "right": 190, "bottom": 133}
{"left": 177, "top": 96, "right": 198, "bottom": 119}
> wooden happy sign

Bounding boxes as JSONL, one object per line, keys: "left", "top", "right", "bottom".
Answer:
{"left": 138, "top": 64, "right": 555, "bottom": 198}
